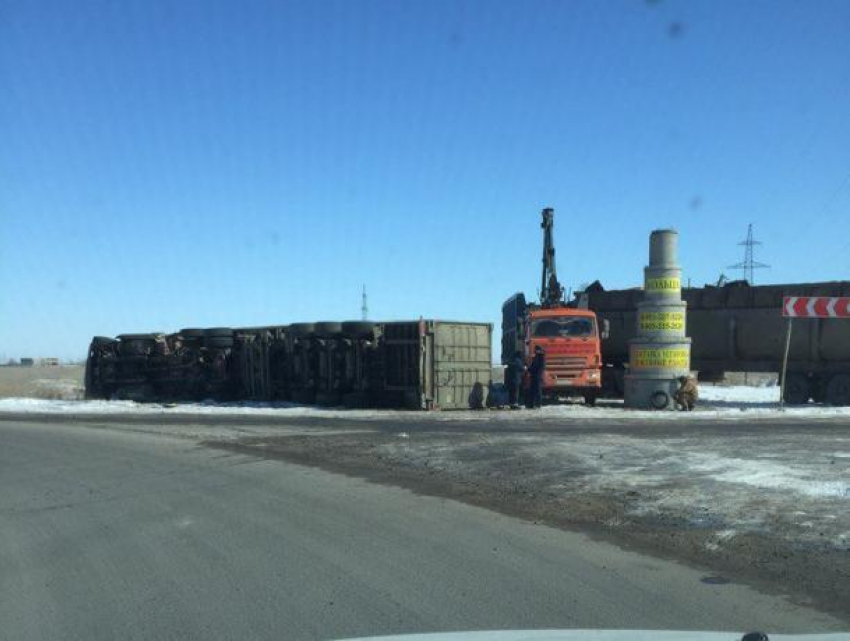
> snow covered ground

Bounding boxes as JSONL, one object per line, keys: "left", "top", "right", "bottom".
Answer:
{"left": 372, "top": 423, "right": 850, "bottom": 552}
{"left": 0, "top": 384, "right": 848, "bottom": 421}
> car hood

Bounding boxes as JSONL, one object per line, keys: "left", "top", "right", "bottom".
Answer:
{"left": 338, "top": 630, "right": 850, "bottom": 641}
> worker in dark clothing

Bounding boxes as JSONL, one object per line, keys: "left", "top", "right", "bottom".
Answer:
{"left": 506, "top": 351, "right": 526, "bottom": 409}
{"left": 675, "top": 375, "right": 698, "bottom": 411}
{"left": 527, "top": 345, "right": 546, "bottom": 409}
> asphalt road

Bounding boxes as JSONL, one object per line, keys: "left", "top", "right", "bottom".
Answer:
{"left": 0, "top": 419, "right": 844, "bottom": 640}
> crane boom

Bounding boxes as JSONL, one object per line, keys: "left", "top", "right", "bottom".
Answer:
{"left": 540, "top": 207, "right": 563, "bottom": 307}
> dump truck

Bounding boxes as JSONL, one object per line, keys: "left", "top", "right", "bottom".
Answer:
{"left": 501, "top": 208, "right": 605, "bottom": 404}
{"left": 578, "top": 280, "right": 850, "bottom": 405}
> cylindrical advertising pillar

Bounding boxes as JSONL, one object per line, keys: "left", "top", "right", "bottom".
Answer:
{"left": 624, "top": 229, "right": 692, "bottom": 410}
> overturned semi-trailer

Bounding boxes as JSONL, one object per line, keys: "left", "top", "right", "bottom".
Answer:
{"left": 85, "top": 320, "right": 492, "bottom": 410}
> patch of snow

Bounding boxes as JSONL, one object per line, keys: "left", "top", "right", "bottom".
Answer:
{"left": 699, "top": 384, "right": 779, "bottom": 404}
{"left": 1, "top": 384, "right": 849, "bottom": 421}
{"left": 686, "top": 452, "right": 850, "bottom": 499}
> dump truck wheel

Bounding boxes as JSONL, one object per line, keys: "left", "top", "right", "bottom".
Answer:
{"left": 583, "top": 391, "right": 598, "bottom": 406}
{"left": 783, "top": 373, "right": 810, "bottom": 405}
{"left": 826, "top": 374, "right": 850, "bottom": 406}
{"left": 315, "top": 322, "right": 343, "bottom": 336}
{"left": 341, "top": 321, "right": 376, "bottom": 339}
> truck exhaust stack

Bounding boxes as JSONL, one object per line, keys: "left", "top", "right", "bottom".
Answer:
{"left": 624, "top": 229, "right": 692, "bottom": 410}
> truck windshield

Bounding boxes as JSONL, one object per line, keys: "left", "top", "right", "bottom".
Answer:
{"left": 532, "top": 317, "right": 595, "bottom": 338}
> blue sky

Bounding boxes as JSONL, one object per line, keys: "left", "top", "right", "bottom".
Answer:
{"left": 2, "top": 0, "right": 850, "bottom": 360}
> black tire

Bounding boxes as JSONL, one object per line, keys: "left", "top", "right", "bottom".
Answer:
{"left": 205, "top": 336, "right": 234, "bottom": 349}
{"left": 289, "top": 323, "right": 317, "bottom": 337}
{"left": 826, "top": 373, "right": 850, "bottom": 406}
{"left": 315, "top": 322, "right": 343, "bottom": 336}
{"left": 650, "top": 390, "right": 670, "bottom": 410}
{"left": 341, "top": 321, "right": 376, "bottom": 339}
{"left": 180, "top": 328, "right": 205, "bottom": 338}
{"left": 583, "top": 391, "right": 598, "bottom": 406}
{"left": 783, "top": 373, "right": 810, "bottom": 405}
{"left": 204, "top": 327, "right": 234, "bottom": 337}
{"left": 117, "top": 336, "right": 156, "bottom": 357}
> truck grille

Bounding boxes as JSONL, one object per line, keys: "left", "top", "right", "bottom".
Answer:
{"left": 547, "top": 356, "right": 587, "bottom": 371}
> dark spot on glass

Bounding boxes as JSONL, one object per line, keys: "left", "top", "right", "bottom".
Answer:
{"left": 668, "top": 21, "right": 686, "bottom": 39}
{"left": 690, "top": 196, "right": 703, "bottom": 210}
{"left": 700, "top": 575, "right": 731, "bottom": 585}
{"left": 448, "top": 31, "right": 463, "bottom": 46}
{"left": 270, "top": 232, "right": 281, "bottom": 245}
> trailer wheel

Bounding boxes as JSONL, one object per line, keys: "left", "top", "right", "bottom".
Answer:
{"left": 204, "top": 327, "right": 234, "bottom": 337}
{"left": 205, "top": 336, "right": 234, "bottom": 349}
{"left": 783, "top": 373, "right": 810, "bottom": 405}
{"left": 315, "top": 322, "right": 343, "bottom": 336}
{"left": 341, "top": 321, "right": 376, "bottom": 339}
{"left": 825, "top": 374, "right": 850, "bottom": 406}
{"left": 289, "top": 323, "right": 317, "bottom": 337}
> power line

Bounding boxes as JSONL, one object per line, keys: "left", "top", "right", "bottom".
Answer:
{"left": 728, "top": 223, "right": 769, "bottom": 284}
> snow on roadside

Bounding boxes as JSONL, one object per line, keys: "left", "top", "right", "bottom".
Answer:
{"left": 699, "top": 384, "right": 779, "bottom": 404}
{"left": 1, "top": 384, "right": 849, "bottom": 420}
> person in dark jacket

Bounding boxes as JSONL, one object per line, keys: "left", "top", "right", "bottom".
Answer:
{"left": 527, "top": 346, "right": 546, "bottom": 409}
{"left": 506, "top": 351, "right": 526, "bottom": 409}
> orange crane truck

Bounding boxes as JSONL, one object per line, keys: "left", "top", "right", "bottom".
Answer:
{"left": 501, "top": 208, "right": 607, "bottom": 405}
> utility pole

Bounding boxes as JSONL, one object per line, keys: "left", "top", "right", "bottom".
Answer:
{"left": 728, "top": 223, "right": 769, "bottom": 284}
{"left": 361, "top": 285, "right": 368, "bottom": 321}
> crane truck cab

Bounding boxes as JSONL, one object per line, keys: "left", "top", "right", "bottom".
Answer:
{"left": 502, "top": 294, "right": 604, "bottom": 404}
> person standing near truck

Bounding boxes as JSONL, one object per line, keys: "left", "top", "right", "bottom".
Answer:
{"left": 506, "top": 350, "right": 526, "bottom": 409}
{"left": 527, "top": 345, "right": 546, "bottom": 408}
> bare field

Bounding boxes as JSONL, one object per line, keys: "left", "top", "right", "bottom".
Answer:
{"left": 0, "top": 365, "right": 85, "bottom": 400}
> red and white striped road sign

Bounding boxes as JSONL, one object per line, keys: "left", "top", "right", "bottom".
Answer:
{"left": 783, "top": 296, "right": 850, "bottom": 318}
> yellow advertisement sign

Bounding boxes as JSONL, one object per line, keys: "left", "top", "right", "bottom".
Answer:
{"left": 632, "top": 348, "right": 689, "bottom": 369}
{"left": 646, "top": 277, "right": 681, "bottom": 292}
{"left": 639, "top": 311, "right": 685, "bottom": 331}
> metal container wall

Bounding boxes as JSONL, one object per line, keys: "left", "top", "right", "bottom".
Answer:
{"left": 383, "top": 320, "right": 493, "bottom": 410}
{"left": 586, "top": 281, "right": 850, "bottom": 375}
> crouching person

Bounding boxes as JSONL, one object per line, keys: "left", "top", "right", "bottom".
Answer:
{"left": 675, "top": 375, "right": 698, "bottom": 411}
